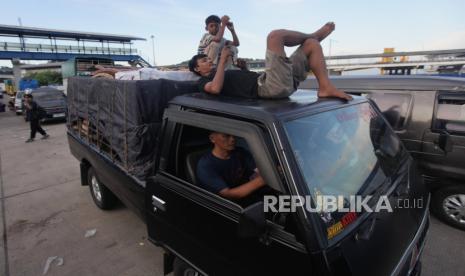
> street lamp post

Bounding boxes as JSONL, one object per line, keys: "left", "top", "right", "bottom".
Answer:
{"left": 150, "top": 35, "right": 156, "bottom": 67}
{"left": 327, "top": 39, "right": 337, "bottom": 75}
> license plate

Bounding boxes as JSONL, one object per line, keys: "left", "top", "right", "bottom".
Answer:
{"left": 53, "top": 113, "right": 65, "bottom": 118}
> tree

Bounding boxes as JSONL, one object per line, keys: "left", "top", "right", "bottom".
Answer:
{"left": 25, "top": 71, "right": 63, "bottom": 86}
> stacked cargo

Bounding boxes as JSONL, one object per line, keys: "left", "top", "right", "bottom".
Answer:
{"left": 67, "top": 77, "right": 197, "bottom": 180}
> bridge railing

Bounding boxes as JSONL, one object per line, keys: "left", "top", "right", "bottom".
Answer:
{"left": 326, "top": 56, "right": 465, "bottom": 67}
{"left": 1, "top": 42, "right": 137, "bottom": 55}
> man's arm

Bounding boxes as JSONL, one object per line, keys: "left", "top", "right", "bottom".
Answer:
{"left": 226, "top": 22, "right": 240, "bottom": 47}
{"left": 219, "top": 175, "right": 265, "bottom": 200}
{"left": 203, "top": 47, "right": 232, "bottom": 94}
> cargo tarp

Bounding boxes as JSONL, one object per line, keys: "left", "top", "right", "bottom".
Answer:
{"left": 67, "top": 77, "right": 198, "bottom": 180}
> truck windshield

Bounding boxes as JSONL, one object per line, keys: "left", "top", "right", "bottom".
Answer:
{"left": 284, "top": 103, "right": 406, "bottom": 240}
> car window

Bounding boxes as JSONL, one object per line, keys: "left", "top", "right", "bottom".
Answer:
{"left": 165, "top": 124, "right": 264, "bottom": 204}
{"left": 163, "top": 123, "right": 302, "bottom": 240}
{"left": 362, "top": 92, "right": 412, "bottom": 130}
{"left": 434, "top": 93, "right": 465, "bottom": 135}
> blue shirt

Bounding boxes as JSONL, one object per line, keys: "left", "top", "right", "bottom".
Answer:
{"left": 196, "top": 148, "right": 256, "bottom": 194}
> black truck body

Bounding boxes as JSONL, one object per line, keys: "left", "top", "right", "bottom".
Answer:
{"left": 67, "top": 77, "right": 429, "bottom": 276}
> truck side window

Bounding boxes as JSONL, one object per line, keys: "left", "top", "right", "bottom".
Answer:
{"left": 434, "top": 93, "right": 465, "bottom": 135}
{"left": 166, "top": 124, "right": 270, "bottom": 206}
{"left": 164, "top": 123, "right": 304, "bottom": 242}
{"left": 363, "top": 92, "right": 412, "bottom": 130}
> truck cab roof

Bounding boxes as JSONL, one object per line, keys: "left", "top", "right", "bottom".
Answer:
{"left": 170, "top": 89, "right": 366, "bottom": 124}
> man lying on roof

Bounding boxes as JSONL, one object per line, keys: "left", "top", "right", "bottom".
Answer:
{"left": 188, "top": 22, "right": 352, "bottom": 101}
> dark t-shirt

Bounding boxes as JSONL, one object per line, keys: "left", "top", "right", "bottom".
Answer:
{"left": 198, "top": 70, "right": 260, "bottom": 98}
{"left": 26, "top": 101, "right": 39, "bottom": 121}
{"left": 196, "top": 148, "right": 256, "bottom": 194}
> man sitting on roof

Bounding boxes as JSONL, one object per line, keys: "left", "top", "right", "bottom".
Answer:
{"left": 189, "top": 22, "right": 352, "bottom": 101}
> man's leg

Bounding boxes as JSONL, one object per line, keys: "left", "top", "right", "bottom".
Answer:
{"left": 258, "top": 29, "right": 320, "bottom": 98}
{"left": 266, "top": 22, "right": 335, "bottom": 56}
{"left": 37, "top": 122, "right": 48, "bottom": 137}
{"left": 299, "top": 38, "right": 352, "bottom": 100}
{"left": 205, "top": 41, "right": 221, "bottom": 65}
{"left": 30, "top": 120, "right": 37, "bottom": 140}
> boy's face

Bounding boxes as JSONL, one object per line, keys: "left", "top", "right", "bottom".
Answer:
{"left": 195, "top": 56, "right": 214, "bottom": 76}
{"left": 206, "top": 22, "right": 220, "bottom": 35}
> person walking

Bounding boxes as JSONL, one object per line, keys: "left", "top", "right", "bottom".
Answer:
{"left": 24, "top": 93, "right": 49, "bottom": 143}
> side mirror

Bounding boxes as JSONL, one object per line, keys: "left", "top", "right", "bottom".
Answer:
{"left": 438, "top": 130, "right": 453, "bottom": 153}
{"left": 237, "top": 201, "right": 266, "bottom": 238}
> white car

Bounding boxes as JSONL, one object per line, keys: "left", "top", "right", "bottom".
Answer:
{"left": 14, "top": 91, "right": 25, "bottom": 115}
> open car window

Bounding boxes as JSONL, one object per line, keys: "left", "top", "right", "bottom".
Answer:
{"left": 434, "top": 93, "right": 465, "bottom": 135}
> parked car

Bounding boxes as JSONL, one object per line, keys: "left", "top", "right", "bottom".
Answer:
{"left": 68, "top": 77, "right": 429, "bottom": 276}
{"left": 301, "top": 75, "right": 465, "bottom": 230}
{"left": 14, "top": 91, "right": 25, "bottom": 115}
{"left": 25, "top": 87, "right": 67, "bottom": 122}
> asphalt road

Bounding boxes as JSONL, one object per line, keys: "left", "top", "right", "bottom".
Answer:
{"left": 0, "top": 95, "right": 464, "bottom": 276}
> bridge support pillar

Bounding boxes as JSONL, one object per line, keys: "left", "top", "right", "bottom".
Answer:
{"left": 11, "top": 58, "right": 22, "bottom": 93}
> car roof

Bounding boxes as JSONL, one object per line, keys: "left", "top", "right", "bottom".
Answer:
{"left": 170, "top": 89, "right": 366, "bottom": 123}
{"left": 33, "top": 87, "right": 62, "bottom": 93}
{"left": 299, "top": 75, "right": 465, "bottom": 91}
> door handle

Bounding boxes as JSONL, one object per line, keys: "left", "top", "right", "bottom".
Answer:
{"left": 152, "top": 195, "right": 166, "bottom": 212}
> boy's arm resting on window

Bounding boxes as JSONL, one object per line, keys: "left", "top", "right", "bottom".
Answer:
{"left": 219, "top": 176, "right": 265, "bottom": 200}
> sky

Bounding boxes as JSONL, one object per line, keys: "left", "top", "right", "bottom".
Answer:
{"left": 1, "top": 0, "right": 465, "bottom": 66}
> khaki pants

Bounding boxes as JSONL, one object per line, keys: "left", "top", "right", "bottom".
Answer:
{"left": 257, "top": 47, "right": 309, "bottom": 99}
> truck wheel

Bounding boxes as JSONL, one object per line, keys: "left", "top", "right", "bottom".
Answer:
{"left": 431, "top": 186, "right": 465, "bottom": 231}
{"left": 87, "top": 167, "right": 117, "bottom": 210}
{"left": 173, "top": 257, "right": 200, "bottom": 276}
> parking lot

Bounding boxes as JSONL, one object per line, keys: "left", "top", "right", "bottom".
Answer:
{"left": 0, "top": 96, "right": 464, "bottom": 276}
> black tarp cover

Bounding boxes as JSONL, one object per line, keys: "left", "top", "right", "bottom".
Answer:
{"left": 67, "top": 77, "right": 198, "bottom": 180}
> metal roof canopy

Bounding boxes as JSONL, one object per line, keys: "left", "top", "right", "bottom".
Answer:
{"left": 0, "top": 24, "right": 146, "bottom": 42}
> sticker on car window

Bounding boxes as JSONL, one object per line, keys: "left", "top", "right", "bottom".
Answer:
{"left": 327, "top": 212, "right": 358, "bottom": 239}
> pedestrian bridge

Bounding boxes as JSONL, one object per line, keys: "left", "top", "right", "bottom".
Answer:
{"left": 0, "top": 24, "right": 149, "bottom": 65}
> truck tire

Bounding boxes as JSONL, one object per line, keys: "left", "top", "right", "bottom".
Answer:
{"left": 431, "top": 185, "right": 465, "bottom": 231}
{"left": 87, "top": 167, "right": 117, "bottom": 210}
{"left": 173, "top": 257, "right": 200, "bottom": 276}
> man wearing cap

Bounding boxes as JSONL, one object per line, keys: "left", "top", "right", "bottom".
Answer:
{"left": 24, "top": 93, "right": 49, "bottom": 143}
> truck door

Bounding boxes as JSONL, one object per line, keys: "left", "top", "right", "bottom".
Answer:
{"left": 145, "top": 109, "right": 312, "bottom": 275}
{"left": 421, "top": 92, "right": 465, "bottom": 180}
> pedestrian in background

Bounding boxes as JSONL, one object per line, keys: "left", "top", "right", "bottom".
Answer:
{"left": 24, "top": 93, "right": 49, "bottom": 143}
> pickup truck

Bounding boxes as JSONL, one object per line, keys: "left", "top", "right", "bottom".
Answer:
{"left": 301, "top": 75, "right": 465, "bottom": 230}
{"left": 67, "top": 77, "right": 429, "bottom": 276}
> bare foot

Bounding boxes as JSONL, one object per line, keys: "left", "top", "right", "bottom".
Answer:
{"left": 318, "top": 85, "right": 353, "bottom": 101}
{"left": 313, "top": 22, "right": 335, "bottom": 42}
